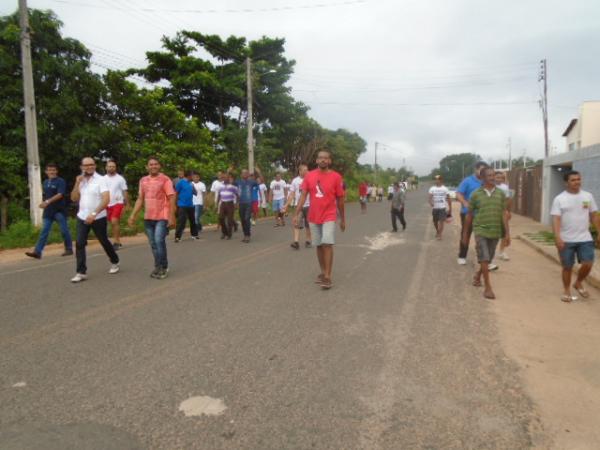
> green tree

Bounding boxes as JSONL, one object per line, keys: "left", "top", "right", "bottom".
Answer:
{"left": 432, "top": 153, "right": 482, "bottom": 186}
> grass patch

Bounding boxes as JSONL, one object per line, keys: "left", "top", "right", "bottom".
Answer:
{"left": 523, "top": 231, "right": 555, "bottom": 245}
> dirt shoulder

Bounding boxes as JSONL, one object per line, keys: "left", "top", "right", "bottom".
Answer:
{"left": 451, "top": 203, "right": 600, "bottom": 449}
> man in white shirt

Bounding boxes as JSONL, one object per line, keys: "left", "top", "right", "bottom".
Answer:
{"left": 257, "top": 176, "right": 268, "bottom": 217}
{"left": 192, "top": 172, "right": 207, "bottom": 232}
{"left": 70, "top": 157, "right": 120, "bottom": 282}
{"left": 104, "top": 160, "right": 129, "bottom": 250}
{"left": 428, "top": 175, "right": 451, "bottom": 240}
{"left": 283, "top": 164, "right": 312, "bottom": 249}
{"left": 269, "top": 173, "right": 288, "bottom": 226}
{"left": 551, "top": 170, "right": 600, "bottom": 302}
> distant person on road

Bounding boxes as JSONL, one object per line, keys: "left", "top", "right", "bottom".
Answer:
{"left": 25, "top": 163, "right": 73, "bottom": 260}
{"left": 456, "top": 161, "right": 496, "bottom": 268}
{"left": 377, "top": 186, "right": 384, "bottom": 202}
{"left": 174, "top": 170, "right": 199, "bottom": 242}
{"left": 270, "top": 173, "right": 287, "bottom": 227}
{"left": 235, "top": 168, "right": 260, "bottom": 243}
{"left": 293, "top": 150, "right": 346, "bottom": 290}
{"left": 387, "top": 184, "right": 394, "bottom": 201}
{"left": 358, "top": 181, "right": 368, "bottom": 213}
{"left": 104, "top": 160, "right": 129, "bottom": 250}
{"left": 69, "top": 157, "right": 120, "bottom": 283}
{"left": 191, "top": 172, "right": 206, "bottom": 232}
{"left": 257, "top": 176, "right": 268, "bottom": 217}
{"left": 495, "top": 171, "right": 512, "bottom": 261}
{"left": 390, "top": 182, "right": 406, "bottom": 232}
{"left": 128, "top": 156, "right": 176, "bottom": 279}
{"left": 429, "top": 175, "right": 451, "bottom": 240}
{"left": 284, "top": 164, "right": 312, "bottom": 249}
{"left": 218, "top": 175, "right": 239, "bottom": 240}
{"left": 462, "top": 167, "right": 510, "bottom": 300}
{"left": 172, "top": 168, "right": 185, "bottom": 189}
{"left": 551, "top": 170, "right": 600, "bottom": 302}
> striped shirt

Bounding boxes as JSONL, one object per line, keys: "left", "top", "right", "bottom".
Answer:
{"left": 219, "top": 184, "right": 238, "bottom": 202}
{"left": 469, "top": 187, "right": 506, "bottom": 239}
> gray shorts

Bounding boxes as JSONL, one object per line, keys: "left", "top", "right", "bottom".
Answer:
{"left": 475, "top": 236, "right": 499, "bottom": 263}
{"left": 309, "top": 221, "right": 336, "bottom": 246}
{"left": 432, "top": 208, "right": 447, "bottom": 223}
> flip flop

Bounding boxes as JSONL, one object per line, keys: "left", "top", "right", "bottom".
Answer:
{"left": 314, "top": 274, "right": 325, "bottom": 284}
{"left": 561, "top": 294, "right": 577, "bottom": 303}
{"left": 483, "top": 291, "right": 496, "bottom": 300}
{"left": 319, "top": 278, "right": 332, "bottom": 290}
{"left": 573, "top": 285, "right": 590, "bottom": 298}
{"left": 472, "top": 278, "right": 482, "bottom": 287}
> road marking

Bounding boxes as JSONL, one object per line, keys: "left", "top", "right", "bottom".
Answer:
{"left": 362, "top": 231, "right": 405, "bottom": 251}
{"left": 12, "top": 382, "right": 26, "bottom": 388}
{"left": 179, "top": 396, "right": 227, "bottom": 417}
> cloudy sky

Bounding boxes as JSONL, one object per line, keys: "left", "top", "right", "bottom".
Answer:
{"left": 2, "top": 0, "right": 599, "bottom": 174}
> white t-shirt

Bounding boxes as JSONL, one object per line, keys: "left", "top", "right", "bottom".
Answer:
{"left": 429, "top": 185, "right": 450, "bottom": 209}
{"left": 270, "top": 179, "right": 287, "bottom": 201}
{"left": 387, "top": 185, "right": 394, "bottom": 195}
{"left": 290, "top": 176, "right": 310, "bottom": 207}
{"left": 104, "top": 173, "right": 128, "bottom": 206}
{"left": 259, "top": 183, "right": 267, "bottom": 206}
{"left": 551, "top": 190, "right": 598, "bottom": 242}
{"left": 77, "top": 172, "right": 109, "bottom": 220}
{"left": 497, "top": 183, "right": 512, "bottom": 198}
{"left": 192, "top": 181, "right": 206, "bottom": 206}
{"left": 211, "top": 179, "right": 223, "bottom": 201}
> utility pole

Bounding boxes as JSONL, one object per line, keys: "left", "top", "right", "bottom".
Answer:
{"left": 19, "top": 0, "right": 43, "bottom": 227}
{"left": 374, "top": 141, "right": 378, "bottom": 183}
{"left": 246, "top": 57, "right": 254, "bottom": 173}
{"left": 538, "top": 59, "right": 549, "bottom": 158}
{"left": 507, "top": 137, "right": 512, "bottom": 172}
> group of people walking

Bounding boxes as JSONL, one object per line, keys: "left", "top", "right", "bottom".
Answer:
{"left": 25, "top": 151, "right": 347, "bottom": 289}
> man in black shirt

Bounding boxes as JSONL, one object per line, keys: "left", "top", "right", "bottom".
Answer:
{"left": 25, "top": 163, "right": 73, "bottom": 259}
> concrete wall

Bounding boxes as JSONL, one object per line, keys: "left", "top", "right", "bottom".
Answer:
{"left": 581, "top": 102, "right": 600, "bottom": 148}
{"left": 541, "top": 143, "right": 600, "bottom": 225}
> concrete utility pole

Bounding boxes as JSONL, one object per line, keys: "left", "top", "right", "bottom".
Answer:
{"left": 374, "top": 141, "right": 378, "bottom": 182}
{"left": 19, "top": 0, "right": 43, "bottom": 227}
{"left": 246, "top": 57, "right": 254, "bottom": 173}
{"left": 507, "top": 137, "right": 512, "bottom": 172}
{"left": 539, "top": 59, "right": 549, "bottom": 158}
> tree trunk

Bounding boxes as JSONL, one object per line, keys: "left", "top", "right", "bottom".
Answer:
{"left": 0, "top": 194, "right": 8, "bottom": 233}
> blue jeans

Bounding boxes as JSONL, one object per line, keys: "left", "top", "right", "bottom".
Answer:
{"left": 144, "top": 219, "right": 169, "bottom": 269}
{"left": 35, "top": 211, "right": 72, "bottom": 254}
{"left": 194, "top": 205, "right": 204, "bottom": 232}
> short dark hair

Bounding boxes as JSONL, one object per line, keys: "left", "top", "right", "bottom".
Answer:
{"left": 184, "top": 170, "right": 194, "bottom": 177}
{"left": 563, "top": 170, "right": 580, "bottom": 182}
{"left": 474, "top": 161, "right": 489, "bottom": 170}
{"left": 45, "top": 163, "right": 58, "bottom": 170}
{"left": 147, "top": 156, "right": 161, "bottom": 164}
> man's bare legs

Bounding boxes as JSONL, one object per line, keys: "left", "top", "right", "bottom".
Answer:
{"left": 474, "top": 261, "right": 495, "bottom": 299}
{"left": 561, "top": 266, "right": 573, "bottom": 296}
{"left": 317, "top": 245, "right": 326, "bottom": 278}
{"left": 573, "top": 262, "right": 593, "bottom": 294}
{"left": 110, "top": 218, "right": 121, "bottom": 245}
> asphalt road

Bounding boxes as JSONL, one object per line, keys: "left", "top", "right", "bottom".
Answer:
{"left": 0, "top": 188, "right": 542, "bottom": 449}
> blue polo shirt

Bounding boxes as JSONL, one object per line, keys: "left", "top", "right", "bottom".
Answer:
{"left": 176, "top": 179, "right": 194, "bottom": 207}
{"left": 235, "top": 179, "right": 258, "bottom": 204}
{"left": 457, "top": 174, "right": 482, "bottom": 214}
{"left": 42, "top": 176, "right": 68, "bottom": 218}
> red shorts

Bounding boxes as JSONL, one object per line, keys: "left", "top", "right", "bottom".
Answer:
{"left": 252, "top": 201, "right": 259, "bottom": 214}
{"left": 107, "top": 203, "right": 125, "bottom": 221}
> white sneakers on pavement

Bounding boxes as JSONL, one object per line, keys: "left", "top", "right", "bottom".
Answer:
{"left": 109, "top": 264, "right": 120, "bottom": 274}
{"left": 70, "top": 273, "right": 88, "bottom": 283}
{"left": 489, "top": 263, "right": 499, "bottom": 271}
{"left": 457, "top": 258, "right": 467, "bottom": 265}
{"left": 498, "top": 252, "right": 510, "bottom": 261}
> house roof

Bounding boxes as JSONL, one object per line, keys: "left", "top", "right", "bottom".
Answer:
{"left": 562, "top": 119, "right": 578, "bottom": 137}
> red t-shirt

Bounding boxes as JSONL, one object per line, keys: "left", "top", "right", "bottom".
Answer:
{"left": 301, "top": 169, "right": 344, "bottom": 224}
{"left": 358, "top": 182, "right": 368, "bottom": 196}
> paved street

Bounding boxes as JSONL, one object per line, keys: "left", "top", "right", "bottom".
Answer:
{"left": 1, "top": 188, "right": 544, "bottom": 449}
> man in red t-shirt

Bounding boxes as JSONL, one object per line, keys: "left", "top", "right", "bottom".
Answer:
{"left": 358, "top": 181, "right": 368, "bottom": 213}
{"left": 294, "top": 150, "right": 346, "bottom": 289}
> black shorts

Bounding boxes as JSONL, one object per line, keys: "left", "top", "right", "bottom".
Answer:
{"left": 432, "top": 208, "right": 447, "bottom": 223}
{"left": 296, "top": 206, "right": 309, "bottom": 229}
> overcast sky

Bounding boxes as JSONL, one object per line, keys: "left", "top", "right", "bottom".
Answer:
{"left": 2, "top": 0, "right": 599, "bottom": 175}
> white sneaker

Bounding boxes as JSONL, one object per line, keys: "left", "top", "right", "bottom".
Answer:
{"left": 457, "top": 258, "right": 467, "bottom": 265}
{"left": 70, "top": 273, "right": 88, "bottom": 283}
{"left": 499, "top": 253, "right": 510, "bottom": 261}
{"left": 109, "top": 264, "right": 120, "bottom": 274}
{"left": 489, "top": 263, "right": 499, "bottom": 271}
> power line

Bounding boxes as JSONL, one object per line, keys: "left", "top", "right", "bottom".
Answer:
{"left": 47, "top": 0, "right": 368, "bottom": 14}
{"left": 303, "top": 100, "right": 538, "bottom": 107}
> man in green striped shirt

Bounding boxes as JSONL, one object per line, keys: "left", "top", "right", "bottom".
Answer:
{"left": 462, "top": 167, "right": 510, "bottom": 299}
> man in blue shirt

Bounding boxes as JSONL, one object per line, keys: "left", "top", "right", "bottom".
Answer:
{"left": 235, "top": 168, "right": 261, "bottom": 243}
{"left": 174, "top": 170, "right": 199, "bottom": 242}
{"left": 26, "top": 163, "right": 73, "bottom": 259}
{"left": 456, "top": 161, "right": 489, "bottom": 265}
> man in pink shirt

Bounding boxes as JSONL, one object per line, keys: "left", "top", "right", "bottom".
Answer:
{"left": 294, "top": 150, "right": 346, "bottom": 289}
{"left": 128, "top": 156, "right": 176, "bottom": 279}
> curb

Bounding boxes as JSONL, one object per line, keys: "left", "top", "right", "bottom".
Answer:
{"left": 518, "top": 234, "right": 600, "bottom": 291}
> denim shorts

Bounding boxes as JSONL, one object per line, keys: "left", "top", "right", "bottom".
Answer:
{"left": 475, "top": 235, "right": 499, "bottom": 263}
{"left": 309, "top": 221, "right": 336, "bottom": 246}
{"left": 272, "top": 198, "right": 285, "bottom": 212}
{"left": 559, "top": 241, "right": 595, "bottom": 268}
